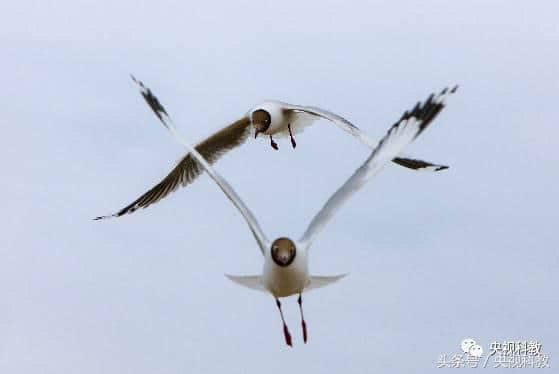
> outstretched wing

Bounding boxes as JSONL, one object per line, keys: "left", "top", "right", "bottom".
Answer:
{"left": 97, "top": 77, "right": 269, "bottom": 254}
{"left": 286, "top": 102, "right": 449, "bottom": 172}
{"left": 95, "top": 78, "right": 251, "bottom": 219}
{"left": 298, "top": 86, "right": 457, "bottom": 248}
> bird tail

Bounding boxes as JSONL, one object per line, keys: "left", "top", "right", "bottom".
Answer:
{"left": 305, "top": 274, "right": 348, "bottom": 292}
{"left": 225, "top": 273, "right": 348, "bottom": 293}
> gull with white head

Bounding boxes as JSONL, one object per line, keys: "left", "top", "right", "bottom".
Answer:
{"left": 98, "top": 79, "right": 457, "bottom": 346}
{"left": 94, "top": 77, "right": 450, "bottom": 220}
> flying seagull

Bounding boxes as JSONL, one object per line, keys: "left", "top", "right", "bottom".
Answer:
{"left": 100, "top": 79, "right": 457, "bottom": 345}
{"left": 94, "top": 77, "right": 450, "bottom": 220}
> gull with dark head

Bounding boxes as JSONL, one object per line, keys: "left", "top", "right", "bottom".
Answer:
{"left": 94, "top": 77, "right": 450, "bottom": 220}
{"left": 98, "top": 79, "right": 457, "bottom": 345}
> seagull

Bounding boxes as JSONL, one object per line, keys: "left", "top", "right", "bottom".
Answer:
{"left": 101, "top": 79, "right": 457, "bottom": 345}
{"left": 94, "top": 77, "right": 450, "bottom": 220}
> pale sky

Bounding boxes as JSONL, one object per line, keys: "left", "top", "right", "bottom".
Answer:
{"left": 1, "top": 1, "right": 558, "bottom": 373}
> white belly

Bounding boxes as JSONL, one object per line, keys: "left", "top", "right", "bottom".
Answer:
{"left": 267, "top": 109, "right": 317, "bottom": 138}
{"left": 262, "top": 248, "right": 309, "bottom": 298}
{"left": 250, "top": 100, "right": 318, "bottom": 138}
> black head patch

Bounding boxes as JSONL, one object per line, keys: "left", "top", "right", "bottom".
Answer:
{"left": 251, "top": 109, "right": 272, "bottom": 133}
{"left": 271, "top": 237, "right": 296, "bottom": 267}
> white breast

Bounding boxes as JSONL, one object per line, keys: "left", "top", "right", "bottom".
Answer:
{"left": 262, "top": 246, "right": 309, "bottom": 298}
{"left": 249, "top": 100, "right": 319, "bottom": 138}
{"left": 249, "top": 100, "right": 289, "bottom": 135}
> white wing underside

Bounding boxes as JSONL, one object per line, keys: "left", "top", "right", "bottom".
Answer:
{"left": 285, "top": 104, "right": 447, "bottom": 171}
{"left": 298, "top": 116, "right": 423, "bottom": 247}
{"left": 298, "top": 86, "right": 457, "bottom": 248}
{"left": 225, "top": 274, "right": 348, "bottom": 293}
{"left": 286, "top": 104, "right": 379, "bottom": 148}
{"left": 273, "top": 110, "right": 319, "bottom": 138}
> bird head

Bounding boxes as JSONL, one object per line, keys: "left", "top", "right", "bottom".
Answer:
{"left": 251, "top": 109, "right": 272, "bottom": 138}
{"left": 271, "top": 237, "right": 296, "bottom": 267}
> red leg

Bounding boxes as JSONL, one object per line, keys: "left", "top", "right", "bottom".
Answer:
{"left": 270, "top": 135, "right": 279, "bottom": 150}
{"left": 275, "top": 298, "right": 292, "bottom": 347}
{"left": 288, "top": 123, "right": 297, "bottom": 148}
{"left": 297, "top": 294, "right": 307, "bottom": 343}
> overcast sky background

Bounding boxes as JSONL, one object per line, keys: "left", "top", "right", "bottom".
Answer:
{"left": 1, "top": 1, "right": 558, "bottom": 373}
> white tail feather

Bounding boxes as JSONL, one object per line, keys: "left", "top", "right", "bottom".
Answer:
{"left": 305, "top": 274, "right": 348, "bottom": 292}
{"left": 225, "top": 274, "right": 348, "bottom": 293}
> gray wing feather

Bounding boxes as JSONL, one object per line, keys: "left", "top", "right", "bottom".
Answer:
{"left": 95, "top": 117, "right": 251, "bottom": 219}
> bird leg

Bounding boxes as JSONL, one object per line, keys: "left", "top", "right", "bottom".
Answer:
{"left": 270, "top": 135, "right": 279, "bottom": 150}
{"left": 275, "top": 298, "right": 292, "bottom": 347}
{"left": 288, "top": 123, "right": 297, "bottom": 148}
{"left": 297, "top": 293, "right": 307, "bottom": 343}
